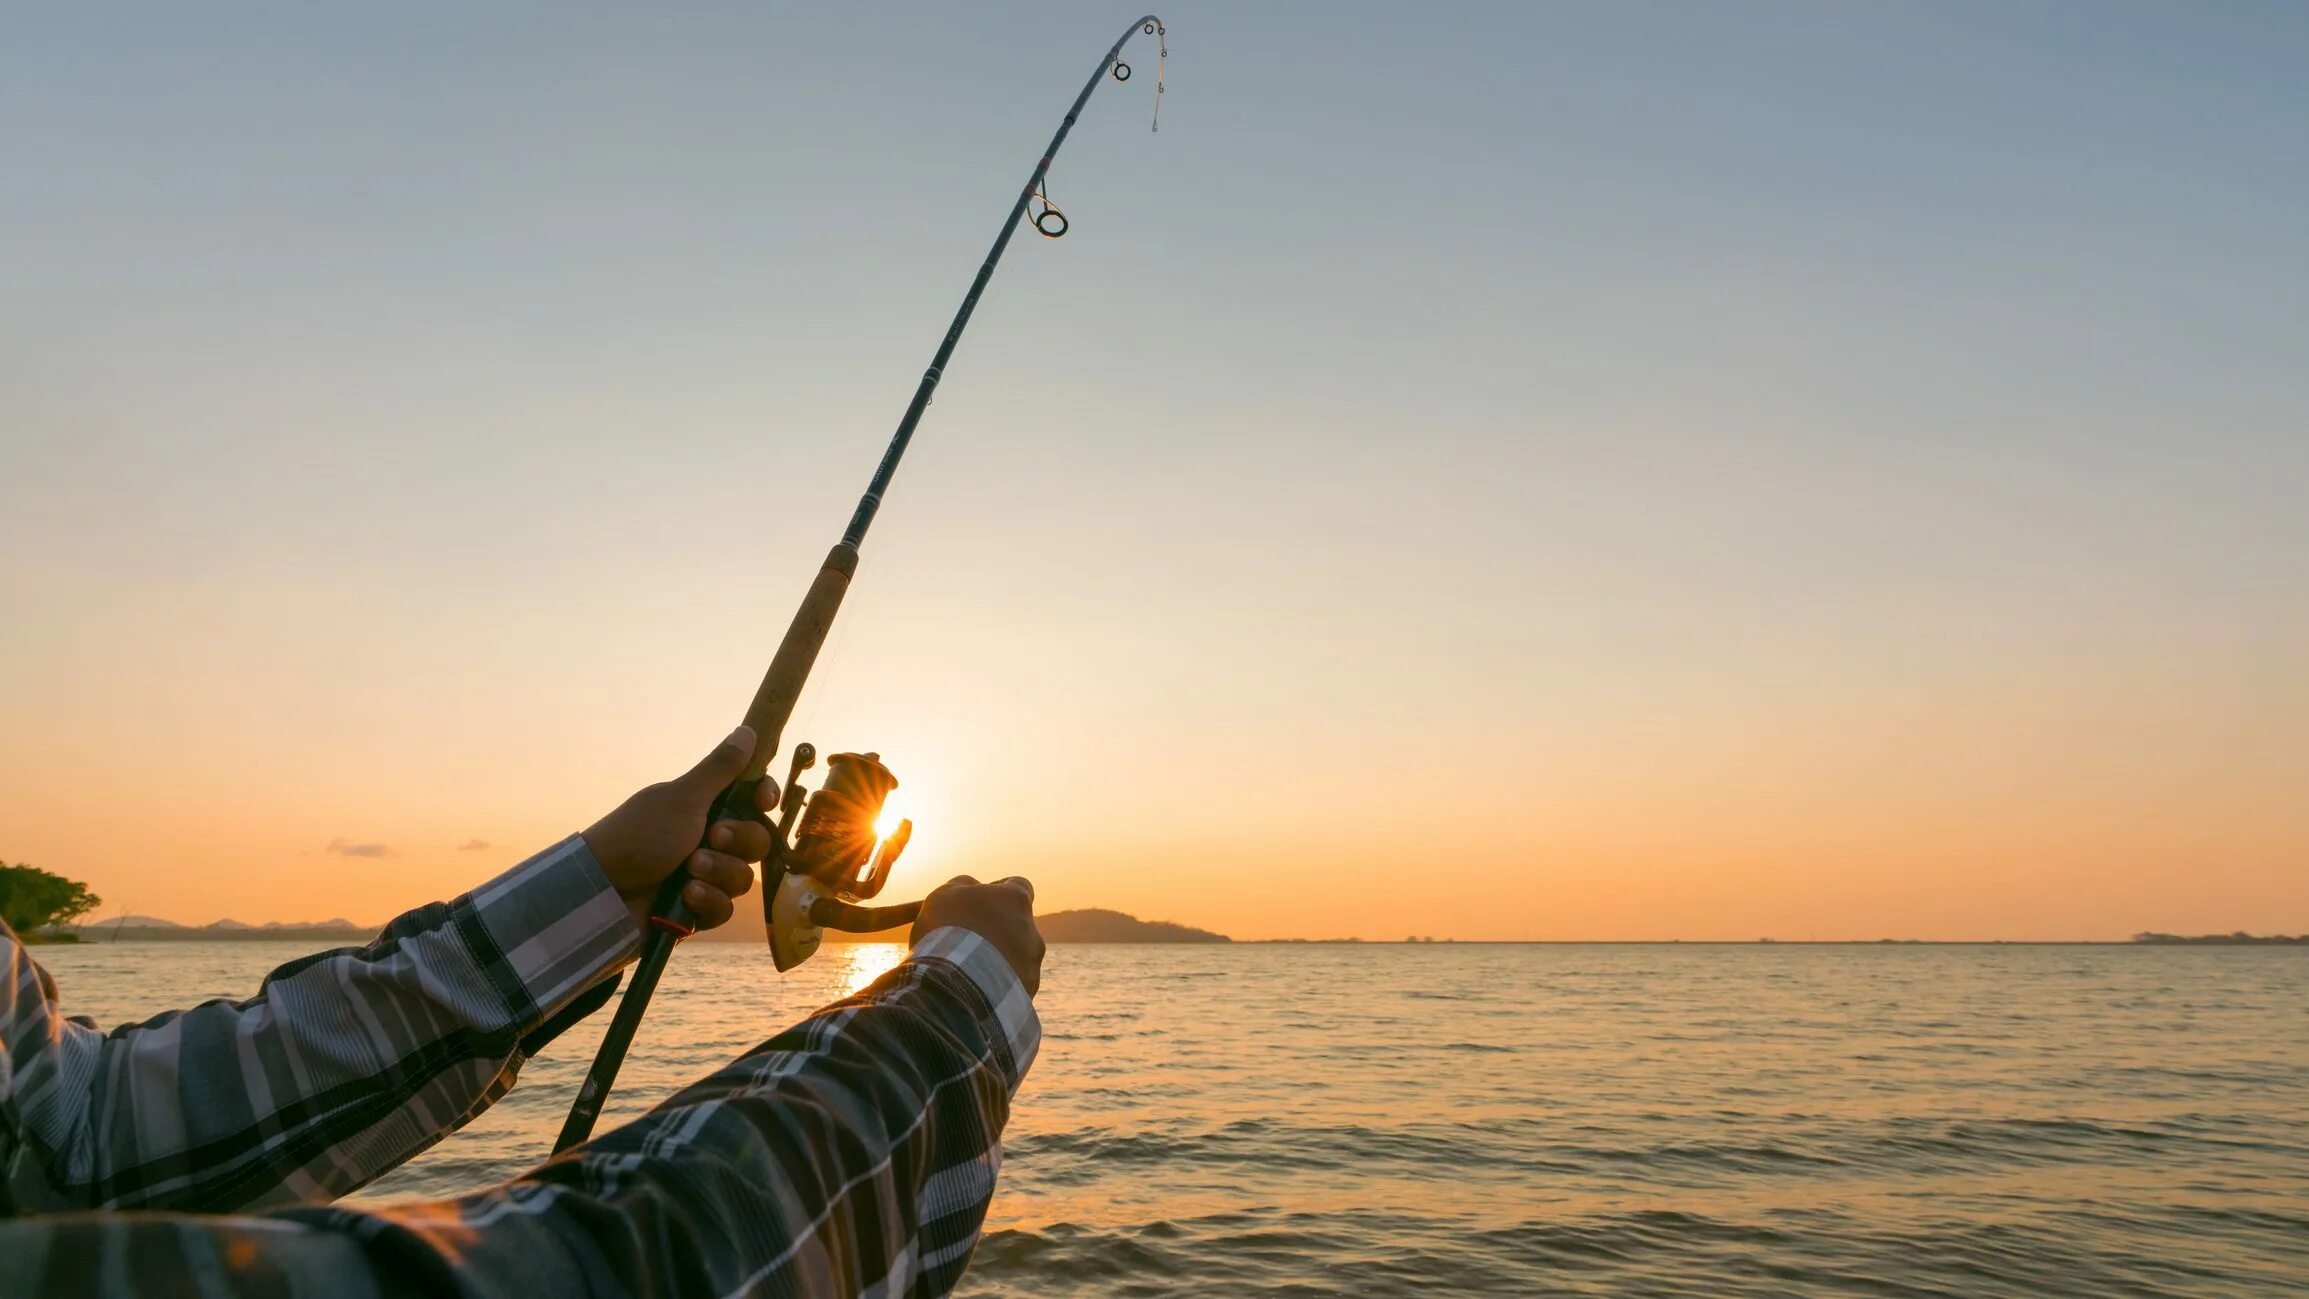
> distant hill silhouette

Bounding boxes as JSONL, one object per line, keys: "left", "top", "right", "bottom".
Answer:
{"left": 1037, "top": 909, "right": 1228, "bottom": 943}
{"left": 72, "top": 918, "right": 374, "bottom": 943}
{"left": 791, "top": 907, "right": 1229, "bottom": 945}
{"left": 800, "top": 908, "right": 1229, "bottom": 945}
{"left": 693, "top": 887, "right": 1226, "bottom": 944}
{"left": 69, "top": 897, "right": 1228, "bottom": 946}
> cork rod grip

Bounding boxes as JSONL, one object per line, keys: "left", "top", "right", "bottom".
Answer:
{"left": 736, "top": 542, "right": 858, "bottom": 777}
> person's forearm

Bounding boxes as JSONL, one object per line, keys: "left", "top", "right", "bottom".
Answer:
{"left": 316, "top": 928, "right": 1038, "bottom": 1297}
{"left": 0, "top": 931, "right": 1039, "bottom": 1298}
{"left": 5, "top": 836, "right": 638, "bottom": 1214}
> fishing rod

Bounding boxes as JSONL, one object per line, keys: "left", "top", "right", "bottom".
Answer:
{"left": 555, "top": 14, "right": 1169, "bottom": 1154}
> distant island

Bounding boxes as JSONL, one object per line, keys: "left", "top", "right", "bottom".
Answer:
{"left": 1037, "top": 909, "right": 1229, "bottom": 943}
{"left": 2131, "top": 931, "right": 2307, "bottom": 945}
{"left": 69, "top": 917, "right": 376, "bottom": 943}
{"left": 682, "top": 887, "right": 1228, "bottom": 945}
{"left": 814, "top": 908, "right": 1230, "bottom": 945}
{"left": 62, "top": 906, "right": 1230, "bottom": 946}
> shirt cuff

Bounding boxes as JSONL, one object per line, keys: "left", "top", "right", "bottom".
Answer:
{"left": 906, "top": 926, "right": 1042, "bottom": 1093}
{"left": 464, "top": 834, "right": 641, "bottom": 1027}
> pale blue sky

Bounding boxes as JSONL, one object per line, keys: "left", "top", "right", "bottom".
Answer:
{"left": 4, "top": 4, "right": 2306, "bottom": 938}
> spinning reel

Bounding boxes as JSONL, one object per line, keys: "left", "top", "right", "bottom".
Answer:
{"left": 748, "top": 745, "right": 924, "bottom": 971}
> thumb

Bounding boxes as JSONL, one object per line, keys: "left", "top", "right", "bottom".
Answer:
{"left": 672, "top": 725, "right": 756, "bottom": 801}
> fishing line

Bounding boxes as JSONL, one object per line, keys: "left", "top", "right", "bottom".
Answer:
{"left": 1151, "top": 21, "right": 1167, "bottom": 132}
{"left": 1112, "top": 19, "right": 1166, "bottom": 131}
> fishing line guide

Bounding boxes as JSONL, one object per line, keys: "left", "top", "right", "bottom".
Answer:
{"left": 552, "top": 14, "right": 1170, "bottom": 1155}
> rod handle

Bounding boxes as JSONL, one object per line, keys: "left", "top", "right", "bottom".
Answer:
{"left": 640, "top": 778, "right": 774, "bottom": 938}
{"left": 734, "top": 544, "right": 858, "bottom": 778}
{"left": 552, "top": 777, "right": 773, "bottom": 1152}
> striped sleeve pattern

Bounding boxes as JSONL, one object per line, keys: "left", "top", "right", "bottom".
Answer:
{"left": 0, "top": 834, "right": 638, "bottom": 1214}
{"left": 0, "top": 928, "right": 1040, "bottom": 1299}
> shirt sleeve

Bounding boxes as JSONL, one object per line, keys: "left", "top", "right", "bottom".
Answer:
{"left": 0, "top": 835, "right": 639, "bottom": 1214}
{"left": 0, "top": 929, "right": 1041, "bottom": 1299}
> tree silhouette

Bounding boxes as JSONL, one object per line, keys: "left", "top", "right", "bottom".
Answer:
{"left": 0, "top": 860, "right": 103, "bottom": 934}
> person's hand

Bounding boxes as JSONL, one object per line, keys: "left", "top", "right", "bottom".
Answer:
{"left": 583, "top": 725, "right": 778, "bottom": 938}
{"left": 910, "top": 875, "right": 1045, "bottom": 997}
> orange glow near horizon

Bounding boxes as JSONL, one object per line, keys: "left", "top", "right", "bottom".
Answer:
{"left": 3, "top": 538, "right": 2306, "bottom": 942}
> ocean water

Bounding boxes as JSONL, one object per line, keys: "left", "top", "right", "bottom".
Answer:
{"left": 33, "top": 941, "right": 2309, "bottom": 1296}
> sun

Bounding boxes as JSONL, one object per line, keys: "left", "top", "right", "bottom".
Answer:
{"left": 872, "top": 793, "right": 908, "bottom": 842}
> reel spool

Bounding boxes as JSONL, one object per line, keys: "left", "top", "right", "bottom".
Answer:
{"left": 787, "top": 752, "right": 904, "bottom": 897}
{"left": 767, "top": 750, "right": 920, "bottom": 971}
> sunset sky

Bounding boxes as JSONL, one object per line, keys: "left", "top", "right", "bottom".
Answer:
{"left": 5, "top": 4, "right": 2305, "bottom": 940}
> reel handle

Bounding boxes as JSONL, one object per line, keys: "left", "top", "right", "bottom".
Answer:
{"left": 812, "top": 897, "right": 924, "bottom": 933}
{"left": 768, "top": 876, "right": 927, "bottom": 971}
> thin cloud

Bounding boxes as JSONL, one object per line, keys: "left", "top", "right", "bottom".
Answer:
{"left": 325, "top": 838, "right": 393, "bottom": 859}
{"left": 457, "top": 838, "right": 492, "bottom": 852}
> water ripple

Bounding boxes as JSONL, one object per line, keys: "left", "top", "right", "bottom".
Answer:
{"left": 37, "top": 942, "right": 2309, "bottom": 1296}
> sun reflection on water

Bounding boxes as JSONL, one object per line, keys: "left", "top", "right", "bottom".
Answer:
{"left": 833, "top": 942, "right": 908, "bottom": 997}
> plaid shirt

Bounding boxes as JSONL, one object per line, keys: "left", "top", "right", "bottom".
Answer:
{"left": 0, "top": 841, "right": 1040, "bottom": 1298}
{"left": 1, "top": 835, "right": 640, "bottom": 1215}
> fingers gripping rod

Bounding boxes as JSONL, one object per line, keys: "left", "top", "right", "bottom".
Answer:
{"left": 555, "top": 15, "right": 1167, "bottom": 1155}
